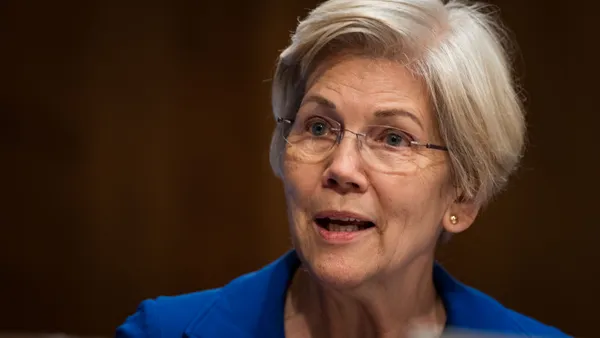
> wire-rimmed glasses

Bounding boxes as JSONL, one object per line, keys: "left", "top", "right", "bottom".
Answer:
{"left": 277, "top": 114, "right": 448, "bottom": 174}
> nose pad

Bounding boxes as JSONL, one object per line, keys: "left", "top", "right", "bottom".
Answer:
{"left": 354, "top": 133, "right": 364, "bottom": 150}
{"left": 336, "top": 129, "right": 364, "bottom": 147}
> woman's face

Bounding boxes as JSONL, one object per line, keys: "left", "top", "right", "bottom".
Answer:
{"left": 282, "top": 55, "right": 464, "bottom": 288}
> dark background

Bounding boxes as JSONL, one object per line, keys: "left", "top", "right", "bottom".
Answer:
{"left": 1, "top": 0, "right": 598, "bottom": 337}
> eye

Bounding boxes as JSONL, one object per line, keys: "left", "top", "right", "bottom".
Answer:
{"left": 305, "top": 118, "right": 331, "bottom": 136}
{"left": 380, "top": 129, "right": 411, "bottom": 147}
{"left": 310, "top": 122, "right": 327, "bottom": 136}
{"left": 385, "top": 133, "right": 404, "bottom": 146}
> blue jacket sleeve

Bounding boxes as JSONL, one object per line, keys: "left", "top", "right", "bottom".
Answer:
{"left": 115, "top": 299, "right": 157, "bottom": 338}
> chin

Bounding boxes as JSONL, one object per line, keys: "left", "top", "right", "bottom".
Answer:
{"left": 299, "top": 247, "right": 376, "bottom": 290}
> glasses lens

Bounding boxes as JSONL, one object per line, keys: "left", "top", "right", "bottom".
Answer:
{"left": 361, "top": 125, "right": 417, "bottom": 173}
{"left": 282, "top": 115, "right": 338, "bottom": 163}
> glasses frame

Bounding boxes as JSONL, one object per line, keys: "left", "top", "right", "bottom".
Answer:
{"left": 276, "top": 116, "right": 449, "bottom": 152}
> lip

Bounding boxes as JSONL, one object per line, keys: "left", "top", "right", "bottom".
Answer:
{"left": 312, "top": 209, "right": 376, "bottom": 244}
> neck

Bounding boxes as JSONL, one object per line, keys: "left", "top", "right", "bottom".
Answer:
{"left": 284, "top": 255, "right": 446, "bottom": 338}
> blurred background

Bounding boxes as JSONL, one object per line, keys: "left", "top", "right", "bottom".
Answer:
{"left": 0, "top": 0, "right": 598, "bottom": 337}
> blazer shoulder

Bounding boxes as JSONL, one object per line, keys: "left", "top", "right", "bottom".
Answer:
{"left": 460, "top": 284, "right": 569, "bottom": 336}
{"left": 503, "top": 307, "right": 570, "bottom": 337}
{"left": 115, "top": 288, "right": 221, "bottom": 338}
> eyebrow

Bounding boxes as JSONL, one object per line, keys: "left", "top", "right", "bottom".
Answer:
{"left": 300, "top": 94, "right": 424, "bottom": 130}
{"left": 373, "top": 109, "right": 423, "bottom": 131}
{"left": 300, "top": 94, "right": 336, "bottom": 110}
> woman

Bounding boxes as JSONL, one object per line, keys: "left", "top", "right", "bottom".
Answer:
{"left": 117, "top": 0, "right": 569, "bottom": 337}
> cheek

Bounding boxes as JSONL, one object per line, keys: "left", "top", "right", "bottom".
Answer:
{"left": 373, "top": 170, "right": 449, "bottom": 233}
{"left": 376, "top": 174, "right": 435, "bottom": 207}
{"left": 283, "top": 161, "right": 322, "bottom": 199}
{"left": 372, "top": 176, "right": 446, "bottom": 264}
{"left": 283, "top": 162, "right": 324, "bottom": 247}
{"left": 283, "top": 162, "right": 325, "bottom": 228}
{"left": 376, "top": 179, "right": 421, "bottom": 229}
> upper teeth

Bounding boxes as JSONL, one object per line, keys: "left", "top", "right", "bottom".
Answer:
{"left": 331, "top": 217, "right": 363, "bottom": 222}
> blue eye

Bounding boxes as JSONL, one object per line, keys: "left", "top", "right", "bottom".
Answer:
{"left": 308, "top": 121, "right": 328, "bottom": 136}
{"left": 385, "top": 132, "right": 406, "bottom": 147}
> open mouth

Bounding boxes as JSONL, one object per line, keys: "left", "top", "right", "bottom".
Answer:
{"left": 315, "top": 217, "right": 376, "bottom": 232}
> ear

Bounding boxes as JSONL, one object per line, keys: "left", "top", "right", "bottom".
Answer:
{"left": 442, "top": 196, "right": 480, "bottom": 234}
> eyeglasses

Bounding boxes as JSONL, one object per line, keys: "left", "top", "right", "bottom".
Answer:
{"left": 277, "top": 114, "right": 448, "bottom": 174}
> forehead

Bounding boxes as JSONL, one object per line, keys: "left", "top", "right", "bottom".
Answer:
{"left": 302, "top": 55, "right": 431, "bottom": 126}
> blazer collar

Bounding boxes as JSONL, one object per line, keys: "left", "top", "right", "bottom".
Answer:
{"left": 184, "top": 250, "right": 300, "bottom": 338}
{"left": 184, "top": 250, "right": 480, "bottom": 338}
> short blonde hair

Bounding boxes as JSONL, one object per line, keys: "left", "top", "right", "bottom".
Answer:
{"left": 270, "top": 0, "right": 525, "bottom": 206}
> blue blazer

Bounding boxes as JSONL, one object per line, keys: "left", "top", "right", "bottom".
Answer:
{"left": 116, "top": 250, "right": 569, "bottom": 337}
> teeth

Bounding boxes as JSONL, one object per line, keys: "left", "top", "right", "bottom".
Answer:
{"left": 329, "top": 224, "right": 360, "bottom": 232}
{"left": 331, "top": 217, "right": 363, "bottom": 222}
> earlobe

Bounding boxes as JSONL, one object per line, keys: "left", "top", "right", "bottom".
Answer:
{"left": 442, "top": 199, "right": 480, "bottom": 234}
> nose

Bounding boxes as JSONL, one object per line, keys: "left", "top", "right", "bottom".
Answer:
{"left": 322, "top": 134, "right": 368, "bottom": 194}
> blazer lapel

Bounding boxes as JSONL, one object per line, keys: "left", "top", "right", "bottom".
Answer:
{"left": 183, "top": 302, "right": 256, "bottom": 338}
{"left": 184, "top": 250, "right": 301, "bottom": 338}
